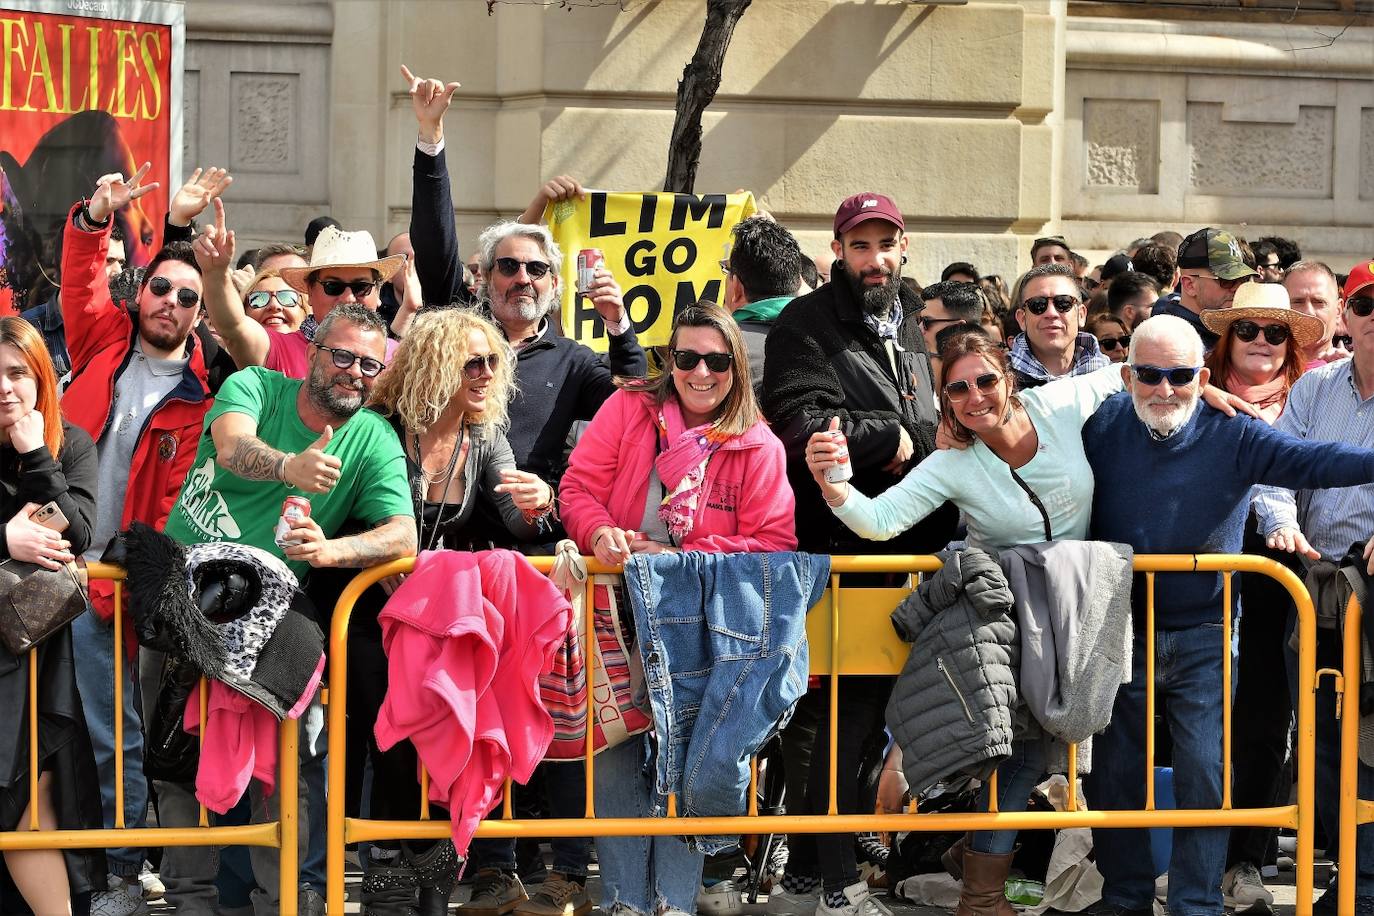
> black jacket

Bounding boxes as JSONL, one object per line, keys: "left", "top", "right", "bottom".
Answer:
{"left": 761, "top": 266, "right": 955, "bottom": 554}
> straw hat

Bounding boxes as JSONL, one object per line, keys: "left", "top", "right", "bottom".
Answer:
{"left": 1199, "top": 282, "right": 1325, "bottom": 349}
{"left": 279, "top": 225, "right": 405, "bottom": 295}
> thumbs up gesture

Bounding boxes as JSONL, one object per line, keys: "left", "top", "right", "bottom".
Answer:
{"left": 284, "top": 426, "right": 342, "bottom": 493}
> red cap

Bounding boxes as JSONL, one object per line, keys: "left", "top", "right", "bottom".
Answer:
{"left": 1345, "top": 259, "right": 1374, "bottom": 300}
{"left": 833, "top": 193, "right": 904, "bottom": 236}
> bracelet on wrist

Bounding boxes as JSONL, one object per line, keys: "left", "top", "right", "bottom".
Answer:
{"left": 278, "top": 452, "right": 296, "bottom": 487}
{"left": 824, "top": 486, "right": 849, "bottom": 508}
{"left": 79, "top": 199, "right": 111, "bottom": 230}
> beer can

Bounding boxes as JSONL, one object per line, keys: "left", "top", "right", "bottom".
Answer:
{"left": 275, "top": 496, "right": 311, "bottom": 549}
{"left": 823, "top": 432, "right": 852, "bottom": 484}
{"left": 577, "top": 248, "right": 604, "bottom": 294}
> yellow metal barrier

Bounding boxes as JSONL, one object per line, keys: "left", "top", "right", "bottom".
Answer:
{"left": 0, "top": 563, "right": 301, "bottom": 915}
{"left": 1339, "top": 593, "right": 1373, "bottom": 914}
{"left": 326, "top": 552, "right": 1320, "bottom": 916}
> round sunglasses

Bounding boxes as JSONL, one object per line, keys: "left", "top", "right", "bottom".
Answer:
{"left": 148, "top": 275, "right": 201, "bottom": 308}
{"left": 1022, "top": 295, "right": 1079, "bottom": 316}
{"left": 1231, "top": 320, "right": 1290, "bottom": 345}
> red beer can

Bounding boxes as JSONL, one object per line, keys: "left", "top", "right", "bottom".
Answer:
{"left": 577, "top": 248, "right": 604, "bottom": 294}
{"left": 275, "top": 496, "right": 311, "bottom": 548}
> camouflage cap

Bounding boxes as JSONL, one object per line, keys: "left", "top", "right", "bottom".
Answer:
{"left": 1176, "top": 228, "right": 1258, "bottom": 282}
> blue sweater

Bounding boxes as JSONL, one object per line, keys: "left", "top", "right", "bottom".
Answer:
{"left": 1083, "top": 393, "right": 1374, "bottom": 629}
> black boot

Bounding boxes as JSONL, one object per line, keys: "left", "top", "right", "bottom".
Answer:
{"left": 405, "top": 840, "right": 458, "bottom": 916}
{"left": 361, "top": 850, "right": 420, "bottom": 916}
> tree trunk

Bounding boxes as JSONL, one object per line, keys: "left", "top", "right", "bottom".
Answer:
{"left": 663, "top": 0, "right": 752, "bottom": 194}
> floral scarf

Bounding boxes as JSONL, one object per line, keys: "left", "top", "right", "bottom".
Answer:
{"left": 655, "top": 399, "right": 730, "bottom": 542}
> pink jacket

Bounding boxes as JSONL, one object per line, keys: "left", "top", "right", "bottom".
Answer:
{"left": 559, "top": 390, "right": 797, "bottom": 554}
{"left": 374, "top": 550, "right": 572, "bottom": 855}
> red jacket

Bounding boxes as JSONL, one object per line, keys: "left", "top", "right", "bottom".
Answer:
{"left": 60, "top": 203, "right": 213, "bottom": 621}
{"left": 559, "top": 389, "right": 797, "bottom": 554}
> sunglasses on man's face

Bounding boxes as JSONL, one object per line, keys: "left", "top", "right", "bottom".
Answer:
{"left": 1022, "top": 295, "right": 1079, "bottom": 316}
{"left": 1231, "top": 320, "right": 1290, "bottom": 345}
{"left": 316, "top": 278, "right": 377, "bottom": 299}
{"left": 493, "top": 257, "right": 552, "bottom": 280}
{"left": 1096, "top": 334, "right": 1131, "bottom": 352}
{"left": 147, "top": 275, "right": 201, "bottom": 308}
{"left": 944, "top": 372, "right": 1000, "bottom": 402}
{"left": 245, "top": 289, "right": 302, "bottom": 310}
{"left": 1189, "top": 273, "right": 1252, "bottom": 292}
{"left": 1334, "top": 334, "right": 1354, "bottom": 350}
{"left": 1348, "top": 296, "right": 1374, "bottom": 318}
{"left": 313, "top": 343, "right": 385, "bottom": 378}
{"left": 671, "top": 349, "right": 733, "bottom": 373}
{"left": 463, "top": 353, "right": 500, "bottom": 380}
{"left": 1129, "top": 364, "right": 1201, "bottom": 387}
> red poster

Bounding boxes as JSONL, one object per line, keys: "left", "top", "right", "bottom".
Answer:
{"left": 0, "top": 6, "right": 174, "bottom": 315}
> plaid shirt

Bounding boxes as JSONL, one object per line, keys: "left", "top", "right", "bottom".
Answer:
{"left": 1007, "top": 332, "right": 1110, "bottom": 386}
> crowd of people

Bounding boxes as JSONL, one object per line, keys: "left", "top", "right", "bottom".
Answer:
{"left": 0, "top": 61, "right": 1371, "bottom": 916}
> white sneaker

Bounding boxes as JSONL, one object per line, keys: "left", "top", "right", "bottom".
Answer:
{"left": 814, "top": 881, "right": 891, "bottom": 916}
{"left": 766, "top": 888, "right": 819, "bottom": 916}
{"left": 137, "top": 861, "right": 165, "bottom": 899}
{"left": 91, "top": 876, "right": 148, "bottom": 916}
{"left": 1223, "top": 862, "right": 1275, "bottom": 911}
{"left": 697, "top": 880, "right": 744, "bottom": 916}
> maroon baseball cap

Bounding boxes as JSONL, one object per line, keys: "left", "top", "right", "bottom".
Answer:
{"left": 833, "top": 193, "right": 904, "bottom": 236}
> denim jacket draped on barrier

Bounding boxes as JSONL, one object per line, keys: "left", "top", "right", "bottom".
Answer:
{"left": 622, "top": 551, "right": 830, "bottom": 853}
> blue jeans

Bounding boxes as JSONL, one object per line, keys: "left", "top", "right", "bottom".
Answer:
{"left": 300, "top": 698, "right": 328, "bottom": 893}
{"left": 593, "top": 735, "right": 703, "bottom": 914}
{"left": 1285, "top": 611, "right": 1374, "bottom": 896}
{"left": 72, "top": 607, "right": 147, "bottom": 877}
{"left": 1085, "top": 625, "right": 1229, "bottom": 916}
{"left": 969, "top": 739, "right": 1047, "bottom": 855}
{"left": 468, "top": 761, "right": 590, "bottom": 879}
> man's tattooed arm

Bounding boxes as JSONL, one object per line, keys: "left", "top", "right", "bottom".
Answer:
{"left": 318, "top": 516, "right": 417, "bottom": 568}
{"left": 219, "top": 434, "right": 287, "bottom": 482}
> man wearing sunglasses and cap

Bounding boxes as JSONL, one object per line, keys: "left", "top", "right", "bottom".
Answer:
{"left": 1156, "top": 227, "right": 1258, "bottom": 352}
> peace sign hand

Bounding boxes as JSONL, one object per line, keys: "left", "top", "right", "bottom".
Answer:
{"left": 400, "top": 64, "right": 461, "bottom": 144}
{"left": 88, "top": 162, "right": 158, "bottom": 224}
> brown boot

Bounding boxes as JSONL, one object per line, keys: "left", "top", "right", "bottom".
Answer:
{"left": 953, "top": 849, "right": 1017, "bottom": 916}
{"left": 941, "top": 833, "right": 969, "bottom": 880}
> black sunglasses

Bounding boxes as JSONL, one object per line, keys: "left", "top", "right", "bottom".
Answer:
{"left": 1097, "top": 334, "right": 1131, "bottom": 352}
{"left": 493, "top": 257, "right": 552, "bottom": 280}
{"left": 944, "top": 372, "right": 1000, "bottom": 401}
{"left": 919, "top": 315, "right": 965, "bottom": 332}
{"left": 316, "top": 278, "right": 377, "bottom": 298}
{"left": 1130, "top": 364, "right": 1201, "bottom": 386}
{"left": 313, "top": 343, "right": 385, "bottom": 378}
{"left": 148, "top": 275, "right": 201, "bottom": 308}
{"left": 245, "top": 289, "right": 301, "bottom": 310}
{"left": 671, "top": 349, "right": 733, "bottom": 372}
{"left": 1232, "top": 320, "right": 1290, "bottom": 345}
{"left": 463, "top": 353, "right": 499, "bottom": 379}
{"left": 1334, "top": 334, "right": 1354, "bottom": 349}
{"left": 1189, "top": 273, "right": 1252, "bottom": 292}
{"left": 1022, "top": 295, "right": 1079, "bottom": 315}
{"left": 1348, "top": 296, "right": 1374, "bottom": 318}
{"left": 1080, "top": 277, "right": 1101, "bottom": 293}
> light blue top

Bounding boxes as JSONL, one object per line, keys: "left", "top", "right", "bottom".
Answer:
{"left": 832, "top": 363, "right": 1124, "bottom": 550}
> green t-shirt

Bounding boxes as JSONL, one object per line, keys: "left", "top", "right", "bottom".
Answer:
{"left": 164, "top": 367, "right": 413, "bottom": 577}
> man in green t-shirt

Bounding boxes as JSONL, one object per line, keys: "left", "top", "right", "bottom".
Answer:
{"left": 159, "top": 303, "right": 415, "bottom": 916}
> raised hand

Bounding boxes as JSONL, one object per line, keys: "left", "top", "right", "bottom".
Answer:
{"left": 170, "top": 166, "right": 233, "bottom": 227}
{"left": 519, "top": 175, "right": 585, "bottom": 224}
{"left": 401, "top": 63, "right": 460, "bottom": 143}
{"left": 192, "top": 198, "right": 236, "bottom": 276}
{"left": 88, "top": 162, "right": 158, "bottom": 224}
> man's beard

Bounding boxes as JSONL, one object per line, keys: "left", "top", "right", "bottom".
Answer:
{"left": 1131, "top": 387, "right": 1198, "bottom": 438}
{"left": 306, "top": 361, "right": 367, "bottom": 421}
{"left": 489, "top": 283, "right": 557, "bottom": 326}
{"left": 137, "top": 309, "right": 191, "bottom": 353}
{"left": 843, "top": 263, "right": 902, "bottom": 317}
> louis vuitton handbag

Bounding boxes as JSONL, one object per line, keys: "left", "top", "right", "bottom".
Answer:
{"left": 0, "top": 557, "right": 88, "bottom": 655}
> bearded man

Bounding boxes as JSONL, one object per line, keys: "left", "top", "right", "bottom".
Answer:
{"left": 1079, "top": 313, "right": 1374, "bottom": 916}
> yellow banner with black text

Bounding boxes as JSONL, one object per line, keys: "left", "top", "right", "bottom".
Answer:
{"left": 545, "top": 191, "right": 756, "bottom": 351}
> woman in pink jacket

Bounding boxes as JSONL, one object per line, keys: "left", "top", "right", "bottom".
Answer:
{"left": 560, "top": 301, "right": 796, "bottom": 916}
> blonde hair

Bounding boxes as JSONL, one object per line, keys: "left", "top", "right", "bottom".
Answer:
{"left": 368, "top": 308, "right": 515, "bottom": 433}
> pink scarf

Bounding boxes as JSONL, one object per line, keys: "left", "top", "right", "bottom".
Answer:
{"left": 655, "top": 399, "right": 730, "bottom": 541}
{"left": 1224, "top": 371, "right": 1288, "bottom": 425}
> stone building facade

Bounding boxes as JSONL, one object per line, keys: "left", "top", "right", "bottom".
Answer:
{"left": 182, "top": 0, "right": 1373, "bottom": 283}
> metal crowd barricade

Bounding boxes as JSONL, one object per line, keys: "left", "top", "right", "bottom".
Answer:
{"left": 1339, "top": 593, "right": 1370, "bottom": 914}
{"left": 0, "top": 563, "right": 301, "bottom": 916}
{"left": 326, "top": 553, "right": 1320, "bottom": 916}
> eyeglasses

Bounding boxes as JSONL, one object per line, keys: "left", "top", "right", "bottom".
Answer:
{"left": 1129, "top": 364, "right": 1202, "bottom": 387}
{"left": 493, "top": 257, "right": 552, "bottom": 280}
{"left": 147, "top": 275, "right": 201, "bottom": 308}
{"left": 1096, "top": 334, "right": 1131, "bottom": 352}
{"left": 1080, "top": 277, "right": 1101, "bottom": 293}
{"left": 1022, "top": 295, "right": 1079, "bottom": 315}
{"left": 1187, "top": 273, "right": 1252, "bottom": 292}
{"left": 316, "top": 278, "right": 378, "bottom": 299}
{"left": 919, "top": 315, "right": 965, "bottom": 332}
{"left": 944, "top": 372, "right": 1000, "bottom": 401}
{"left": 1348, "top": 296, "right": 1374, "bottom": 318}
{"left": 1232, "top": 320, "right": 1290, "bottom": 345}
{"left": 1334, "top": 334, "right": 1353, "bottom": 349}
{"left": 245, "top": 289, "right": 302, "bottom": 310}
{"left": 313, "top": 343, "right": 385, "bottom": 378}
{"left": 463, "top": 353, "right": 499, "bottom": 379}
{"left": 671, "top": 349, "right": 733, "bottom": 372}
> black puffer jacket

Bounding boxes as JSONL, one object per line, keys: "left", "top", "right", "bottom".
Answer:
{"left": 760, "top": 266, "right": 956, "bottom": 553}
{"left": 886, "top": 549, "right": 1019, "bottom": 796}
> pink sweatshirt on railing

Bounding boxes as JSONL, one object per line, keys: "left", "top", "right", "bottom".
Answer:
{"left": 373, "top": 550, "right": 572, "bottom": 855}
